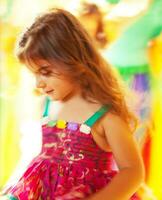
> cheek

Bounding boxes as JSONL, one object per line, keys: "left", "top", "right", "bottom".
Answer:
{"left": 50, "top": 78, "right": 74, "bottom": 92}
{"left": 59, "top": 81, "right": 74, "bottom": 94}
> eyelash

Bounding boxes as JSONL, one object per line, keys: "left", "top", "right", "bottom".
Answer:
{"left": 39, "top": 70, "right": 51, "bottom": 76}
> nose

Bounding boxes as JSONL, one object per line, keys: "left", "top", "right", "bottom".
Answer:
{"left": 35, "top": 75, "right": 46, "bottom": 89}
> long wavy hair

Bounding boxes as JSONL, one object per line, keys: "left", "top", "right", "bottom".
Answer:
{"left": 15, "top": 8, "right": 138, "bottom": 132}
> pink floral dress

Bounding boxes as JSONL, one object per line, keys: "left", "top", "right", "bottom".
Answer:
{"left": 2, "top": 97, "right": 141, "bottom": 200}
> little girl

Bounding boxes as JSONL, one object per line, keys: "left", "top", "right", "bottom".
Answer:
{"left": 1, "top": 8, "right": 144, "bottom": 200}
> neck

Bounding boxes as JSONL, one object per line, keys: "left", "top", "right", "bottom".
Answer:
{"left": 60, "top": 90, "right": 83, "bottom": 107}
{"left": 59, "top": 91, "right": 100, "bottom": 111}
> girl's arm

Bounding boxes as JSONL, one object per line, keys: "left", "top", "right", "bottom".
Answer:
{"left": 86, "top": 113, "right": 145, "bottom": 200}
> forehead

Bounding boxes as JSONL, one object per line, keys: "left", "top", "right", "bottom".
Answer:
{"left": 25, "top": 58, "right": 65, "bottom": 78}
{"left": 26, "top": 58, "right": 51, "bottom": 72}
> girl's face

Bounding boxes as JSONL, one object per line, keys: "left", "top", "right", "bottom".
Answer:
{"left": 27, "top": 59, "right": 79, "bottom": 102}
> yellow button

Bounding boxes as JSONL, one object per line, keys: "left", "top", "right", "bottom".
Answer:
{"left": 56, "top": 120, "right": 67, "bottom": 129}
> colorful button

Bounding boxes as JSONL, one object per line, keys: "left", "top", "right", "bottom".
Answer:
{"left": 47, "top": 120, "right": 57, "bottom": 127}
{"left": 79, "top": 124, "right": 91, "bottom": 134}
{"left": 41, "top": 116, "right": 50, "bottom": 125}
{"left": 56, "top": 120, "right": 67, "bottom": 129}
{"left": 67, "top": 122, "right": 79, "bottom": 131}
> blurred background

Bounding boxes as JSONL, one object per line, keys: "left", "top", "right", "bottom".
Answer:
{"left": 0, "top": 0, "right": 162, "bottom": 199}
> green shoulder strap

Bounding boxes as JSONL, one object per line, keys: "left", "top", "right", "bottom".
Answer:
{"left": 42, "top": 96, "right": 111, "bottom": 126}
{"left": 42, "top": 96, "right": 51, "bottom": 117}
{"left": 84, "top": 104, "right": 111, "bottom": 127}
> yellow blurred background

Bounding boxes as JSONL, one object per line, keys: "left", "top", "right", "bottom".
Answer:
{"left": 0, "top": 0, "right": 162, "bottom": 199}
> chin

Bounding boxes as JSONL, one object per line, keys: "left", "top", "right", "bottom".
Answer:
{"left": 49, "top": 95, "right": 62, "bottom": 101}
{"left": 48, "top": 93, "right": 70, "bottom": 102}
{"left": 49, "top": 96, "right": 58, "bottom": 101}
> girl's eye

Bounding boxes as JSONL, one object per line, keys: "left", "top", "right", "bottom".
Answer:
{"left": 39, "top": 69, "right": 51, "bottom": 75}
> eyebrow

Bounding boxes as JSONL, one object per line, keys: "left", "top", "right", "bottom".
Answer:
{"left": 38, "top": 66, "right": 49, "bottom": 70}
{"left": 28, "top": 66, "right": 48, "bottom": 74}
{"left": 37, "top": 65, "right": 50, "bottom": 71}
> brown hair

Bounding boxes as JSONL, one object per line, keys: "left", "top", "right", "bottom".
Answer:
{"left": 16, "top": 8, "right": 138, "bottom": 132}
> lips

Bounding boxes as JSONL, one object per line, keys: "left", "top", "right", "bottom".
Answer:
{"left": 45, "top": 90, "right": 54, "bottom": 94}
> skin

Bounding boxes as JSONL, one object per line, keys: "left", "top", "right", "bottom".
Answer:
{"left": 86, "top": 113, "right": 145, "bottom": 200}
{"left": 28, "top": 59, "right": 145, "bottom": 199}
{"left": 27, "top": 59, "right": 78, "bottom": 102}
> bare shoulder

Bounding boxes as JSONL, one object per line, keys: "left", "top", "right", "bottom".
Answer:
{"left": 100, "top": 112, "right": 144, "bottom": 173}
{"left": 101, "top": 112, "right": 132, "bottom": 134}
{"left": 100, "top": 111, "right": 134, "bottom": 145}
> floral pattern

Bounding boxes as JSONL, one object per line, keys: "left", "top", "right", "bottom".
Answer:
{"left": 2, "top": 120, "right": 141, "bottom": 200}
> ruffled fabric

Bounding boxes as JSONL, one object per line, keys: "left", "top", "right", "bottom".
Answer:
{"left": 2, "top": 120, "right": 141, "bottom": 200}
